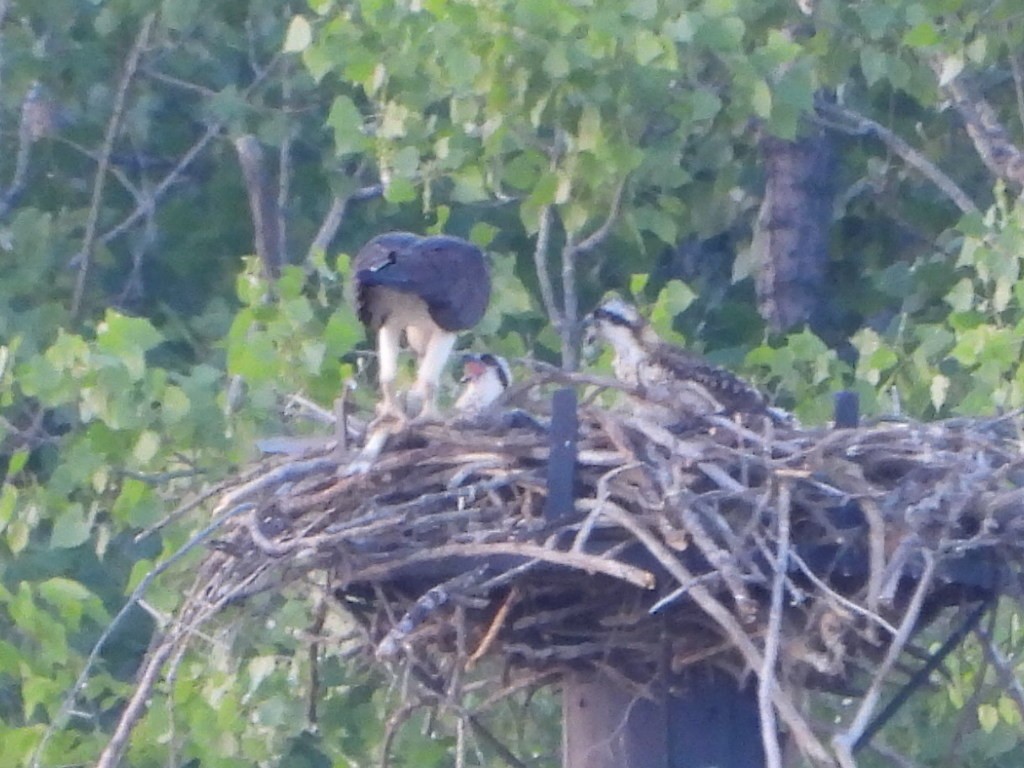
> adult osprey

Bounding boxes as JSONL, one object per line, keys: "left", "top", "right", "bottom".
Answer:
{"left": 353, "top": 232, "right": 490, "bottom": 418}
{"left": 455, "top": 353, "right": 512, "bottom": 416}
{"left": 585, "top": 296, "right": 773, "bottom": 423}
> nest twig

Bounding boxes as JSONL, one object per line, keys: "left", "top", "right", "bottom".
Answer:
{"left": 65, "top": 375, "right": 1024, "bottom": 767}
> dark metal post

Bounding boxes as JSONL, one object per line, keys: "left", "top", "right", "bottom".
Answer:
{"left": 545, "top": 387, "right": 578, "bottom": 522}
{"left": 563, "top": 667, "right": 767, "bottom": 768}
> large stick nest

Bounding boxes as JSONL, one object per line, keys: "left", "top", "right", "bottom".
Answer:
{"left": 189, "top": 381, "right": 1023, "bottom": 697}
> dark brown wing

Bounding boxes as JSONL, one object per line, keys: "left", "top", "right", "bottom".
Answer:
{"left": 649, "top": 342, "right": 767, "bottom": 414}
{"left": 351, "top": 231, "right": 421, "bottom": 329}
{"left": 354, "top": 233, "right": 490, "bottom": 332}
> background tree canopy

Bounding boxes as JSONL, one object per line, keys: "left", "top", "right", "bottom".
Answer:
{"left": 2, "top": 0, "right": 1024, "bottom": 765}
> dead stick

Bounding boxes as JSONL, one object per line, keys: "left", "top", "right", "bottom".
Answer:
{"left": 71, "top": 12, "right": 156, "bottom": 319}
{"left": 468, "top": 588, "right": 519, "bottom": 668}
{"left": 597, "top": 502, "right": 833, "bottom": 765}
{"left": 832, "top": 552, "right": 937, "bottom": 767}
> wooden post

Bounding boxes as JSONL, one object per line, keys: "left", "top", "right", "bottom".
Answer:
{"left": 563, "top": 666, "right": 767, "bottom": 768}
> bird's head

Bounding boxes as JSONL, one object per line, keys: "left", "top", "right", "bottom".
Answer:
{"left": 583, "top": 294, "right": 649, "bottom": 361}
{"left": 455, "top": 353, "right": 512, "bottom": 413}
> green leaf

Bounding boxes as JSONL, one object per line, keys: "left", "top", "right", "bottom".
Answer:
{"left": 859, "top": 46, "right": 886, "bottom": 87}
{"left": 227, "top": 332, "right": 277, "bottom": 382}
{"left": 504, "top": 151, "right": 544, "bottom": 190}
{"left": 327, "top": 96, "right": 367, "bottom": 156}
{"left": 50, "top": 505, "right": 91, "bottom": 549}
{"left": 0, "top": 484, "right": 16, "bottom": 534}
{"left": 37, "top": 577, "right": 103, "bottom": 629}
{"left": 930, "top": 373, "right": 950, "bottom": 410}
{"left": 650, "top": 280, "right": 696, "bottom": 340}
{"left": 7, "top": 449, "right": 29, "bottom": 477}
{"left": 7, "top": 519, "right": 29, "bottom": 554}
{"left": 391, "top": 146, "right": 421, "bottom": 178}
{"left": 543, "top": 45, "right": 570, "bottom": 79}
{"left": 751, "top": 79, "right": 772, "bottom": 119}
{"left": 937, "top": 54, "right": 964, "bottom": 87}
{"left": 945, "top": 277, "right": 975, "bottom": 312}
{"left": 133, "top": 430, "right": 161, "bottom": 464}
{"left": 903, "top": 22, "right": 939, "bottom": 48}
{"left": 95, "top": 311, "right": 163, "bottom": 380}
{"left": 283, "top": 15, "right": 313, "bottom": 53}
{"left": 469, "top": 222, "right": 499, "bottom": 248}
{"left": 978, "top": 703, "right": 999, "bottom": 733}
{"left": 689, "top": 90, "right": 721, "bottom": 122}
{"left": 633, "top": 30, "right": 664, "bottom": 66}
{"left": 384, "top": 177, "right": 418, "bottom": 203}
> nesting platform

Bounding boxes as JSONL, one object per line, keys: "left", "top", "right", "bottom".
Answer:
{"left": 190, "top": 387, "right": 1023, "bottom": 700}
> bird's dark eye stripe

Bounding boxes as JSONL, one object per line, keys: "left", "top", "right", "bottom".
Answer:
{"left": 479, "top": 353, "right": 509, "bottom": 388}
{"left": 593, "top": 307, "right": 632, "bottom": 326}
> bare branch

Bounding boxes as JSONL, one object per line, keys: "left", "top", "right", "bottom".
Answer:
{"left": 815, "top": 100, "right": 978, "bottom": 214}
{"left": 277, "top": 132, "right": 291, "bottom": 263}
{"left": 596, "top": 502, "right": 833, "bottom": 765}
{"left": 0, "top": 84, "right": 53, "bottom": 219}
{"left": 572, "top": 176, "right": 628, "bottom": 255}
{"left": 31, "top": 496, "right": 260, "bottom": 768}
{"left": 71, "top": 12, "right": 157, "bottom": 320}
{"left": 306, "top": 183, "right": 383, "bottom": 260}
{"left": 932, "top": 58, "right": 1024, "bottom": 189}
{"left": 234, "top": 134, "right": 282, "bottom": 279}
{"left": 0, "top": 0, "right": 12, "bottom": 141}
{"left": 95, "top": 121, "right": 221, "bottom": 245}
{"left": 277, "top": 74, "right": 294, "bottom": 264}
{"left": 759, "top": 483, "right": 790, "bottom": 768}
{"left": 1010, "top": 51, "right": 1024, "bottom": 136}
{"left": 141, "top": 66, "right": 219, "bottom": 97}
{"left": 832, "top": 552, "right": 937, "bottom": 767}
{"left": 559, "top": 238, "right": 580, "bottom": 371}
{"left": 558, "top": 177, "right": 628, "bottom": 371}
{"left": 975, "top": 623, "right": 1024, "bottom": 720}
{"left": 88, "top": 55, "right": 282, "bottom": 259}
{"left": 532, "top": 205, "right": 563, "bottom": 341}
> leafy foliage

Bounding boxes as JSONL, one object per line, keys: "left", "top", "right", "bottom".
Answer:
{"left": 1, "top": 0, "right": 1024, "bottom": 764}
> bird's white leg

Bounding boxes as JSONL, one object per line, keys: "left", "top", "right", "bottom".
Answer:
{"left": 376, "top": 323, "right": 405, "bottom": 418}
{"left": 410, "top": 330, "right": 456, "bottom": 419}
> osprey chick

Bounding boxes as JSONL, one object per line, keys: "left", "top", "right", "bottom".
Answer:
{"left": 455, "top": 353, "right": 512, "bottom": 416}
{"left": 353, "top": 232, "right": 491, "bottom": 418}
{"left": 585, "top": 295, "right": 769, "bottom": 422}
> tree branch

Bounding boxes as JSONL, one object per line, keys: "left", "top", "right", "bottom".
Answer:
{"left": 0, "top": 0, "right": 12, "bottom": 142}
{"left": 558, "top": 176, "right": 627, "bottom": 371}
{"left": 974, "top": 622, "right": 1024, "bottom": 721}
{"left": 832, "top": 552, "right": 937, "bottom": 768}
{"left": 234, "top": 134, "right": 282, "bottom": 279}
{"left": 71, "top": 11, "right": 157, "bottom": 320}
{"left": 277, "top": 73, "right": 293, "bottom": 265}
{"left": 759, "top": 483, "right": 790, "bottom": 768}
{"left": 84, "top": 55, "right": 282, "bottom": 263}
{"left": 0, "top": 84, "right": 52, "bottom": 219}
{"left": 1010, "top": 51, "right": 1024, "bottom": 136}
{"left": 572, "top": 176, "right": 627, "bottom": 255}
{"left": 932, "top": 57, "right": 1024, "bottom": 189}
{"left": 532, "top": 205, "right": 564, "bottom": 350}
{"left": 814, "top": 99, "right": 978, "bottom": 214}
{"left": 306, "top": 182, "right": 383, "bottom": 261}
{"left": 596, "top": 501, "right": 833, "bottom": 765}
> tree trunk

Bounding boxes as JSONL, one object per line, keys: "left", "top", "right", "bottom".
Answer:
{"left": 752, "top": 126, "right": 836, "bottom": 333}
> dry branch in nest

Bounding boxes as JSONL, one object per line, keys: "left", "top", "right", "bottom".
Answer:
{"left": 87, "top": 376, "right": 1024, "bottom": 767}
